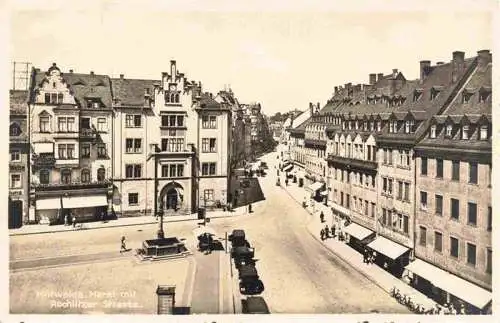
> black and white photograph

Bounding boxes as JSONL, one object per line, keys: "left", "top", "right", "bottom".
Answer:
{"left": 3, "top": 0, "right": 497, "bottom": 319}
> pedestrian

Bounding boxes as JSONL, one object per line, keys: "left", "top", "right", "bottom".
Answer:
{"left": 319, "top": 211, "right": 325, "bottom": 223}
{"left": 324, "top": 225, "right": 329, "bottom": 239}
{"left": 331, "top": 224, "right": 336, "bottom": 238}
{"left": 120, "top": 236, "right": 127, "bottom": 253}
{"left": 101, "top": 211, "right": 106, "bottom": 222}
{"left": 72, "top": 214, "right": 76, "bottom": 228}
{"left": 320, "top": 228, "right": 325, "bottom": 241}
{"left": 64, "top": 214, "right": 69, "bottom": 226}
{"left": 363, "top": 248, "right": 368, "bottom": 263}
{"left": 459, "top": 303, "right": 466, "bottom": 315}
{"left": 371, "top": 251, "right": 377, "bottom": 264}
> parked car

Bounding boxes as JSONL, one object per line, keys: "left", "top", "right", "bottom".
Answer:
{"left": 231, "top": 246, "right": 255, "bottom": 259}
{"left": 239, "top": 279, "right": 265, "bottom": 295}
{"left": 234, "top": 257, "right": 257, "bottom": 269}
{"left": 228, "top": 229, "right": 246, "bottom": 245}
{"left": 241, "top": 297, "right": 270, "bottom": 314}
{"left": 238, "top": 264, "right": 259, "bottom": 280}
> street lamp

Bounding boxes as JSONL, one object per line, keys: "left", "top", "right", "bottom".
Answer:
{"left": 148, "top": 143, "right": 165, "bottom": 239}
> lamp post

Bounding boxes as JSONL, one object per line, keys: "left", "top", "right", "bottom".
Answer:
{"left": 148, "top": 143, "right": 165, "bottom": 239}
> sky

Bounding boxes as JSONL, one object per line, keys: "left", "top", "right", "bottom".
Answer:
{"left": 6, "top": 0, "right": 495, "bottom": 116}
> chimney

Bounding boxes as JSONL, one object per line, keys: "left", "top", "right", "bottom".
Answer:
{"left": 377, "top": 73, "right": 384, "bottom": 82}
{"left": 392, "top": 69, "right": 398, "bottom": 77}
{"left": 453, "top": 51, "right": 465, "bottom": 64}
{"left": 309, "top": 102, "right": 314, "bottom": 116}
{"left": 452, "top": 51, "right": 465, "bottom": 82}
{"left": 477, "top": 49, "right": 491, "bottom": 67}
{"left": 419, "top": 60, "right": 431, "bottom": 83}
{"left": 69, "top": 69, "right": 73, "bottom": 73}
{"left": 369, "top": 73, "right": 377, "bottom": 85}
{"left": 334, "top": 86, "right": 338, "bottom": 94}
{"left": 90, "top": 71, "right": 94, "bottom": 75}
{"left": 120, "top": 74, "right": 124, "bottom": 79}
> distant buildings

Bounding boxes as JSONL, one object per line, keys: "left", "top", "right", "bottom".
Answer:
{"left": 286, "top": 50, "right": 492, "bottom": 313}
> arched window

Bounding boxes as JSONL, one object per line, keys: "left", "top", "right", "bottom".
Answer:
{"left": 175, "top": 93, "right": 179, "bottom": 103}
{"left": 165, "top": 93, "right": 170, "bottom": 103}
{"left": 97, "top": 167, "right": 106, "bottom": 182}
{"left": 61, "top": 169, "right": 72, "bottom": 184}
{"left": 170, "top": 93, "right": 176, "bottom": 103}
{"left": 81, "top": 169, "right": 91, "bottom": 183}
{"left": 39, "top": 169, "right": 50, "bottom": 184}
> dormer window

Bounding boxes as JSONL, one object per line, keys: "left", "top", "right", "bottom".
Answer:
{"left": 479, "top": 89, "right": 491, "bottom": 103}
{"left": 480, "top": 125, "right": 488, "bottom": 140}
{"left": 370, "top": 121, "right": 374, "bottom": 131}
{"left": 376, "top": 121, "right": 381, "bottom": 132}
{"left": 389, "top": 122, "right": 394, "bottom": 133}
{"left": 461, "top": 125, "right": 469, "bottom": 139}
{"left": 363, "top": 122, "right": 368, "bottom": 131}
{"left": 445, "top": 124, "right": 453, "bottom": 137}
{"left": 430, "top": 87, "right": 442, "bottom": 101}
{"left": 405, "top": 120, "right": 414, "bottom": 134}
{"left": 430, "top": 125, "right": 437, "bottom": 138}
{"left": 462, "top": 92, "right": 473, "bottom": 104}
{"left": 413, "top": 90, "right": 423, "bottom": 102}
{"left": 355, "top": 121, "right": 359, "bottom": 130}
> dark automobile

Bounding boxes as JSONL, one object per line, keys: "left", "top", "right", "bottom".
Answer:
{"left": 197, "top": 233, "right": 213, "bottom": 251}
{"left": 241, "top": 297, "right": 270, "bottom": 314}
{"left": 231, "top": 246, "right": 255, "bottom": 259}
{"left": 228, "top": 229, "right": 246, "bottom": 245}
{"left": 238, "top": 264, "right": 259, "bottom": 280}
{"left": 239, "top": 279, "right": 264, "bottom": 295}
{"left": 234, "top": 257, "right": 256, "bottom": 269}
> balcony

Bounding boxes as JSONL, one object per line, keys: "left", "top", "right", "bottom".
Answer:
{"left": 55, "top": 158, "right": 80, "bottom": 167}
{"left": 79, "top": 128, "right": 97, "bottom": 140}
{"left": 326, "top": 154, "right": 378, "bottom": 172}
{"left": 10, "top": 134, "right": 28, "bottom": 143}
{"left": 32, "top": 154, "right": 56, "bottom": 168}
{"left": 32, "top": 178, "right": 111, "bottom": 192}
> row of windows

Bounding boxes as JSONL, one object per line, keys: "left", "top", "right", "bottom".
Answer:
{"left": 39, "top": 116, "right": 108, "bottom": 132}
{"left": 44, "top": 92, "right": 64, "bottom": 104}
{"left": 125, "top": 139, "right": 142, "bottom": 153}
{"left": 382, "top": 148, "right": 410, "bottom": 167}
{"left": 418, "top": 228, "right": 492, "bottom": 272}
{"left": 333, "top": 168, "right": 376, "bottom": 189}
{"left": 161, "top": 138, "right": 185, "bottom": 152}
{"left": 161, "top": 164, "right": 185, "bottom": 178}
{"left": 36, "top": 168, "right": 106, "bottom": 185}
{"left": 429, "top": 124, "right": 490, "bottom": 140}
{"left": 57, "top": 143, "right": 108, "bottom": 159}
{"left": 161, "top": 115, "right": 184, "bottom": 127}
{"left": 201, "top": 162, "right": 216, "bottom": 176}
{"left": 419, "top": 192, "right": 492, "bottom": 230}
{"left": 380, "top": 208, "right": 410, "bottom": 234}
{"left": 421, "top": 158, "right": 488, "bottom": 185}
{"left": 127, "top": 189, "right": 215, "bottom": 206}
{"left": 201, "top": 116, "right": 217, "bottom": 129}
{"left": 332, "top": 142, "right": 377, "bottom": 162}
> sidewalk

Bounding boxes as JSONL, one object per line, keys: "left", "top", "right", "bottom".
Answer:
{"left": 9, "top": 207, "right": 246, "bottom": 236}
{"left": 278, "top": 171, "right": 438, "bottom": 310}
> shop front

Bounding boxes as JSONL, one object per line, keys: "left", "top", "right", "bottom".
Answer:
{"left": 35, "top": 197, "right": 62, "bottom": 224}
{"left": 306, "top": 181, "right": 324, "bottom": 202}
{"left": 342, "top": 222, "right": 375, "bottom": 253}
{"left": 61, "top": 195, "right": 109, "bottom": 222}
{"left": 367, "top": 235, "right": 410, "bottom": 278}
{"left": 405, "top": 259, "right": 492, "bottom": 314}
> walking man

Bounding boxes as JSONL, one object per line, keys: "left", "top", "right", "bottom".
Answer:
{"left": 72, "top": 213, "right": 76, "bottom": 228}
{"left": 324, "top": 225, "right": 330, "bottom": 239}
{"left": 331, "top": 224, "right": 336, "bottom": 238}
{"left": 320, "top": 211, "right": 325, "bottom": 223}
{"left": 320, "top": 228, "right": 325, "bottom": 241}
{"left": 120, "top": 236, "right": 127, "bottom": 253}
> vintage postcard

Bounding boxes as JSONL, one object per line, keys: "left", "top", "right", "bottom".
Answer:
{"left": 2, "top": 0, "right": 497, "bottom": 322}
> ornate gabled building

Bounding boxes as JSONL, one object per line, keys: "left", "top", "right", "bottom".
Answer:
{"left": 9, "top": 90, "right": 30, "bottom": 228}
{"left": 28, "top": 64, "right": 114, "bottom": 225}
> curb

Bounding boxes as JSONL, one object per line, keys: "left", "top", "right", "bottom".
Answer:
{"left": 9, "top": 211, "right": 246, "bottom": 237}
{"left": 281, "top": 184, "right": 392, "bottom": 295}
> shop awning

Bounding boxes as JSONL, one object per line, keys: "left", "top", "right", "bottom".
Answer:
{"left": 367, "top": 236, "right": 409, "bottom": 260}
{"left": 62, "top": 195, "right": 108, "bottom": 209}
{"left": 283, "top": 164, "right": 293, "bottom": 172}
{"left": 307, "top": 182, "right": 323, "bottom": 192}
{"left": 36, "top": 198, "right": 61, "bottom": 210}
{"left": 33, "top": 142, "right": 54, "bottom": 154}
{"left": 343, "top": 222, "right": 375, "bottom": 241}
{"left": 405, "top": 259, "right": 491, "bottom": 310}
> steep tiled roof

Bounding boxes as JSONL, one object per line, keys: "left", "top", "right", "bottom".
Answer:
{"left": 442, "top": 63, "right": 492, "bottom": 116}
{"left": 199, "top": 93, "right": 223, "bottom": 110}
{"left": 9, "top": 90, "right": 28, "bottom": 115}
{"left": 111, "top": 78, "right": 158, "bottom": 106}
{"left": 34, "top": 69, "right": 113, "bottom": 108}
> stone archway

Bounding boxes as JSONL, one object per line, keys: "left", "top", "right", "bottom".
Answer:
{"left": 159, "top": 181, "right": 184, "bottom": 212}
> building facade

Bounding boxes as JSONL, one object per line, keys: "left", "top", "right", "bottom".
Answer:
{"left": 9, "top": 90, "right": 30, "bottom": 228}
{"left": 28, "top": 64, "right": 114, "bottom": 225}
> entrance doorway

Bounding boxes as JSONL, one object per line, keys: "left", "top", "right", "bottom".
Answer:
{"left": 166, "top": 188, "right": 178, "bottom": 210}
{"left": 9, "top": 199, "right": 23, "bottom": 229}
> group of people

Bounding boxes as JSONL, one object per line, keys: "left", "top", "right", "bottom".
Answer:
{"left": 64, "top": 213, "right": 78, "bottom": 228}
{"left": 433, "top": 302, "right": 465, "bottom": 315}
{"left": 363, "top": 248, "right": 377, "bottom": 264}
{"left": 320, "top": 224, "right": 336, "bottom": 241}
